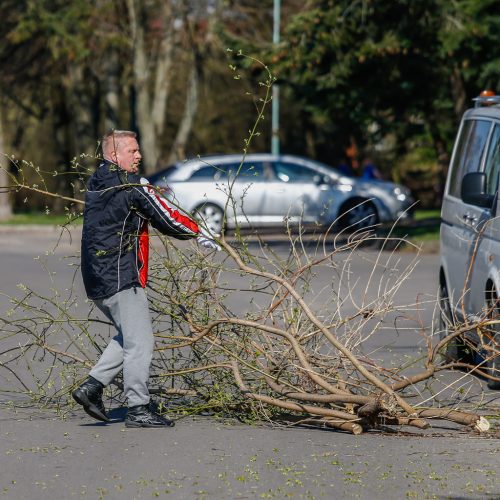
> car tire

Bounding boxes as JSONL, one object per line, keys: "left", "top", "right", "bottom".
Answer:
{"left": 338, "top": 199, "right": 379, "bottom": 231}
{"left": 485, "top": 291, "right": 500, "bottom": 390}
{"left": 193, "top": 203, "right": 224, "bottom": 235}
{"left": 437, "top": 279, "right": 473, "bottom": 363}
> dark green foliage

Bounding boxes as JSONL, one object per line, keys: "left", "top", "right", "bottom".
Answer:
{"left": 2, "top": 1, "right": 500, "bottom": 210}
{"left": 276, "top": 1, "right": 441, "bottom": 156}
{"left": 275, "top": 0, "right": 500, "bottom": 181}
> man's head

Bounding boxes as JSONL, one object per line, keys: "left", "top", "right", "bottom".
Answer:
{"left": 102, "top": 130, "right": 142, "bottom": 173}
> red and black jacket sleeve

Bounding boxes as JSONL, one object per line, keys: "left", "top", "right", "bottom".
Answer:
{"left": 131, "top": 177, "right": 199, "bottom": 239}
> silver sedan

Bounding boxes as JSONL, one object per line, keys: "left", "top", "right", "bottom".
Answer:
{"left": 148, "top": 154, "right": 414, "bottom": 234}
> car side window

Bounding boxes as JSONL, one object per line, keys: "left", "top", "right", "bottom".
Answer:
{"left": 448, "top": 119, "right": 491, "bottom": 197}
{"left": 273, "top": 162, "right": 318, "bottom": 183}
{"left": 484, "top": 124, "right": 500, "bottom": 196}
{"left": 233, "top": 162, "right": 265, "bottom": 182}
{"left": 217, "top": 162, "right": 265, "bottom": 182}
{"left": 188, "top": 165, "right": 219, "bottom": 181}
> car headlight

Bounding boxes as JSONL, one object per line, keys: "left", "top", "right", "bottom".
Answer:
{"left": 337, "top": 183, "right": 353, "bottom": 192}
{"left": 393, "top": 186, "right": 410, "bottom": 201}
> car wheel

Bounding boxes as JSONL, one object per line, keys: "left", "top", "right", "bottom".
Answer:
{"left": 338, "top": 199, "right": 379, "bottom": 231}
{"left": 437, "top": 279, "right": 473, "bottom": 363}
{"left": 485, "top": 291, "right": 500, "bottom": 390}
{"left": 193, "top": 203, "right": 224, "bottom": 235}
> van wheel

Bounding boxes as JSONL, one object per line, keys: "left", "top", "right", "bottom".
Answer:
{"left": 193, "top": 203, "right": 224, "bottom": 235}
{"left": 485, "top": 292, "right": 500, "bottom": 390}
{"left": 437, "top": 280, "right": 472, "bottom": 362}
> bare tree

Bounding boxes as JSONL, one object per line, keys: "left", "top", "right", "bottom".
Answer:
{"left": 126, "top": 0, "right": 175, "bottom": 173}
{"left": 126, "top": 0, "right": 222, "bottom": 172}
{"left": 167, "top": 7, "right": 212, "bottom": 164}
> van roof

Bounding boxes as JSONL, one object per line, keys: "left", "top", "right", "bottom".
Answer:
{"left": 463, "top": 104, "right": 500, "bottom": 121}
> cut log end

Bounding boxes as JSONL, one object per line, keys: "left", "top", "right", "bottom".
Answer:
{"left": 351, "top": 423, "right": 364, "bottom": 435}
{"left": 474, "top": 416, "right": 490, "bottom": 433}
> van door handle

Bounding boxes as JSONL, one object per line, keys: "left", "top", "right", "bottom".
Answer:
{"left": 462, "top": 214, "right": 477, "bottom": 225}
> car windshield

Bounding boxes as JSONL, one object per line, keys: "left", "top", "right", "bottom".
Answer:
{"left": 188, "top": 165, "right": 221, "bottom": 180}
{"left": 298, "top": 157, "right": 340, "bottom": 176}
{"left": 149, "top": 165, "right": 178, "bottom": 184}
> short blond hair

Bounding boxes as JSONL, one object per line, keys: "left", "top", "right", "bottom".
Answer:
{"left": 102, "top": 130, "right": 137, "bottom": 161}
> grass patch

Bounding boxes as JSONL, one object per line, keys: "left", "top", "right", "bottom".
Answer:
{"left": 404, "top": 225, "right": 440, "bottom": 242}
{"left": 410, "top": 210, "right": 440, "bottom": 242}
{"left": 378, "top": 209, "right": 441, "bottom": 246}
{"left": 413, "top": 209, "right": 441, "bottom": 221}
{"left": 0, "top": 213, "right": 83, "bottom": 225}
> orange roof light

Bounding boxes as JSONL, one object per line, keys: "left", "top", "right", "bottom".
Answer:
{"left": 474, "top": 90, "right": 500, "bottom": 107}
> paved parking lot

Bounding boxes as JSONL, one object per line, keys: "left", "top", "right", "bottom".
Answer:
{"left": 0, "top": 228, "right": 498, "bottom": 499}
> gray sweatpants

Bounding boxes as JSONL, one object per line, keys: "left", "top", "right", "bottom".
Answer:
{"left": 89, "top": 286, "right": 154, "bottom": 407}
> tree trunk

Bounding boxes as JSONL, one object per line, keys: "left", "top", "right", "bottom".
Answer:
{"left": 152, "top": 1, "right": 174, "bottom": 138}
{"left": 127, "top": 0, "right": 156, "bottom": 173}
{"left": 127, "top": 0, "right": 174, "bottom": 175}
{"left": 305, "top": 127, "right": 317, "bottom": 159}
{"left": 427, "top": 114, "right": 450, "bottom": 206}
{"left": 0, "top": 110, "right": 13, "bottom": 220}
{"left": 168, "top": 62, "right": 200, "bottom": 164}
{"left": 104, "top": 50, "right": 120, "bottom": 133}
{"left": 167, "top": 2, "right": 217, "bottom": 165}
{"left": 450, "top": 65, "right": 467, "bottom": 122}
{"left": 51, "top": 82, "right": 79, "bottom": 214}
{"left": 67, "top": 64, "right": 96, "bottom": 158}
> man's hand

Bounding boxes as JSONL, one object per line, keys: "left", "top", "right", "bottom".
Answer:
{"left": 197, "top": 227, "right": 221, "bottom": 251}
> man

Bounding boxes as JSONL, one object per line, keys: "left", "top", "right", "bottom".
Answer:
{"left": 361, "top": 157, "right": 382, "bottom": 180}
{"left": 72, "top": 130, "right": 219, "bottom": 428}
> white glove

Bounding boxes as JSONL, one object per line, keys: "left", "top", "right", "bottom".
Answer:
{"left": 197, "top": 227, "right": 221, "bottom": 251}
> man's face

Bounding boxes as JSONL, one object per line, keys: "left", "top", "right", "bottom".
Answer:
{"left": 114, "top": 137, "right": 142, "bottom": 173}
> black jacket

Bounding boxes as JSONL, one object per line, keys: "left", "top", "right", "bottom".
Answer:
{"left": 81, "top": 161, "right": 199, "bottom": 300}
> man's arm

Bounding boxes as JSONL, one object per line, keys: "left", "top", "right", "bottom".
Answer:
{"left": 132, "top": 177, "right": 199, "bottom": 239}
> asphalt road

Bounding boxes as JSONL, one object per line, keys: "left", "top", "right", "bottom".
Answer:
{"left": 0, "top": 228, "right": 498, "bottom": 499}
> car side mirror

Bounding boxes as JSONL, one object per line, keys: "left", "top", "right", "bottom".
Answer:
{"left": 461, "top": 172, "right": 494, "bottom": 208}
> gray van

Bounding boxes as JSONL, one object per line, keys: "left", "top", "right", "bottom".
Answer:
{"left": 439, "top": 92, "right": 500, "bottom": 389}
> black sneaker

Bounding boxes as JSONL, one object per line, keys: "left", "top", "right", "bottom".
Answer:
{"left": 72, "top": 377, "right": 110, "bottom": 422}
{"left": 125, "top": 404, "right": 175, "bottom": 428}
